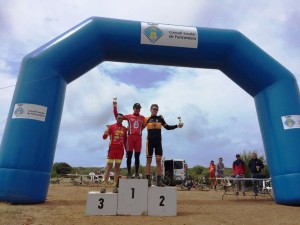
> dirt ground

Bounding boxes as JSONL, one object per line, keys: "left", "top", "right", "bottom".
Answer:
{"left": 1, "top": 179, "right": 300, "bottom": 225}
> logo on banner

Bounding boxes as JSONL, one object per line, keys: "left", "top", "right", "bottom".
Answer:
{"left": 284, "top": 117, "right": 295, "bottom": 128}
{"left": 14, "top": 106, "right": 24, "bottom": 117}
{"left": 143, "top": 25, "right": 163, "bottom": 43}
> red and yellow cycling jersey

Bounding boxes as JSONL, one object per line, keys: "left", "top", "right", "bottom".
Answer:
{"left": 103, "top": 123, "right": 127, "bottom": 151}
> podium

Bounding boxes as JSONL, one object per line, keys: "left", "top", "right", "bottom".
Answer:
{"left": 117, "top": 179, "right": 148, "bottom": 215}
{"left": 86, "top": 179, "right": 177, "bottom": 216}
{"left": 86, "top": 192, "right": 117, "bottom": 215}
{"left": 148, "top": 186, "right": 177, "bottom": 216}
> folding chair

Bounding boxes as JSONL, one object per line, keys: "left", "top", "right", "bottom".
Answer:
{"left": 262, "top": 179, "right": 273, "bottom": 199}
{"left": 221, "top": 178, "right": 234, "bottom": 200}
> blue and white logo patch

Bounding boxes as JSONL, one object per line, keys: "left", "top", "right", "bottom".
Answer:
{"left": 281, "top": 115, "right": 300, "bottom": 129}
{"left": 143, "top": 25, "right": 163, "bottom": 43}
{"left": 284, "top": 118, "right": 295, "bottom": 128}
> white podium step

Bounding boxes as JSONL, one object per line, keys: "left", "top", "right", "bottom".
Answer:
{"left": 85, "top": 180, "right": 177, "bottom": 216}
{"left": 117, "top": 179, "right": 148, "bottom": 215}
{"left": 86, "top": 191, "right": 118, "bottom": 215}
{"left": 148, "top": 186, "right": 177, "bottom": 216}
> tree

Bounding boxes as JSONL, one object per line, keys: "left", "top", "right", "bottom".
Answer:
{"left": 52, "top": 162, "right": 72, "bottom": 175}
{"left": 188, "top": 165, "right": 205, "bottom": 180}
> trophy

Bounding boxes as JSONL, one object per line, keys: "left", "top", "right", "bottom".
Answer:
{"left": 113, "top": 97, "right": 117, "bottom": 103}
{"left": 178, "top": 116, "right": 183, "bottom": 128}
{"left": 178, "top": 116, "right": 182, "bottom": 124}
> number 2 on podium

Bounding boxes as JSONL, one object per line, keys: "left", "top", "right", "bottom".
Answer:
{"left": 160, "top": 196, "right": 165, "bottom": 206}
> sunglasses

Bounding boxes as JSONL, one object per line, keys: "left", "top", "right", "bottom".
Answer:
{"left": 151, "top": 108, "right": 158, "bottom": 111}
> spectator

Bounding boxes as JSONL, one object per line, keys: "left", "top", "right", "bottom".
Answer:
{"left": 232, "top": 154, "right": 246, "bottom": 196}
{"left": 208, "top": 160, "right": 217, "bottom": 190}
{"left": 216, "top": 157, "right": 225, "bottom": 186}
{"left": 89, "top": 172, "right": 96, "bottom": 186}
{"left": 248, "top": 152, "right": 265, "bottom": 196}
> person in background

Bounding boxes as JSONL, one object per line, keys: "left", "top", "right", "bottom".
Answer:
{"left": 101, "top": 113, "right": 127, "bottom": 194}
{"left": 248, "top": 152, "right": 265, "bottom": 196}
{"left": 143, "top": 104, "right": 183, "bottom": 187}
{"left": 183, "top": 173, "right": 194, "bottom": 190}
{"left": 113, "top": 100, "right": 145, "bottom": 179}
{"left": 89, "top": 171, "right": 96, "bottom": 186}
{"left": 232, "top": 154, "right": 246, "bottom": 196}
{"left": 216, "top": 157, "right": 225, "bottom": 187}
{"left": 209, "top": 160, "right": 217, "bottom": 190}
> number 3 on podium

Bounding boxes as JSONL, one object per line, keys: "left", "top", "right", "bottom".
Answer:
{"left": 98, "top": 198, "right": 104, "bottom": 209}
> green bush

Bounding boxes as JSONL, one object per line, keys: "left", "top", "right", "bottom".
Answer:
{"left": 188, "top": 165, "right": 206, "bottom": 180}
{"left": 52, "top": 162, "right": 72, "bottom": 176}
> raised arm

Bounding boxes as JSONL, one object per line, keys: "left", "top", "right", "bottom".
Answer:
{"left": 113, "top": 101, "right": 130, "bottom": 121}
{"left": 113, "top": 101, "right": 118, "bottom": 118}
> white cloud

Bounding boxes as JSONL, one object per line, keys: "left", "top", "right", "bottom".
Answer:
{"left": 52, "top": 65, "right": 262, "bottom": 167}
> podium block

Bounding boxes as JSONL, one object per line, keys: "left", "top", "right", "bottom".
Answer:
{"left": 147, "top": 186, "right": 177, "bottom": 216}
{"left": 86, "top": 191, "right": 117, "bottom": 215}
{"left": 117, "top": 179, "right": 148, "bottom": 215}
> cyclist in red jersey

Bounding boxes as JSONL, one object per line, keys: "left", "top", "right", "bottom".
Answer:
{"left": 113, "top": 101, "right": 145, "bottom": 179}
{"left": 101, "top": 113, "right": 127, "bottom": 194}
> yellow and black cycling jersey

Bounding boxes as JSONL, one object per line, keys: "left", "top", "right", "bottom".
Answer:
{"left": 143, "top": 115, "right": 177, "bottom": 142}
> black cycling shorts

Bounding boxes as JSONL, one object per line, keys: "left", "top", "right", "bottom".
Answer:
{"left": 146, "top": 141, "right": 162, "bottom": 157}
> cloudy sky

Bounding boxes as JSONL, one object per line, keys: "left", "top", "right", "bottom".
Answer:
{"left": 0, "top": 0, "right": 299, "bottom": 169}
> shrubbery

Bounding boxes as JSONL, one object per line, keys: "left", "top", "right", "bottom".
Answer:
{"left": 52, "top": 162, "right": 72, "bottom": 176}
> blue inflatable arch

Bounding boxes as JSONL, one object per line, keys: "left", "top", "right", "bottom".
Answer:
{"left": 1, "top": 17, "right": 300, "bottom": 205}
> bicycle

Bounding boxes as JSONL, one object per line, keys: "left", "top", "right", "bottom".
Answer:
{"left": 150, "top": 171, "right": 171, "bottom": 186}
{"left": 50, "top": 177, "right": 63, "bottom": 184}
{"left": 161, "top": 174, "right": 171, "bottom": 186}
{"left": 176, "top": 176, "right": 194, "bottom": 191}
{"left": 69, "top": 176, "right": 91, "bottom": 186}
{"left": 69, "top": 177, "right": 83, "bottom": 185}
{"left": 193, "top": 176, "right": 211, "bottom": 191}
